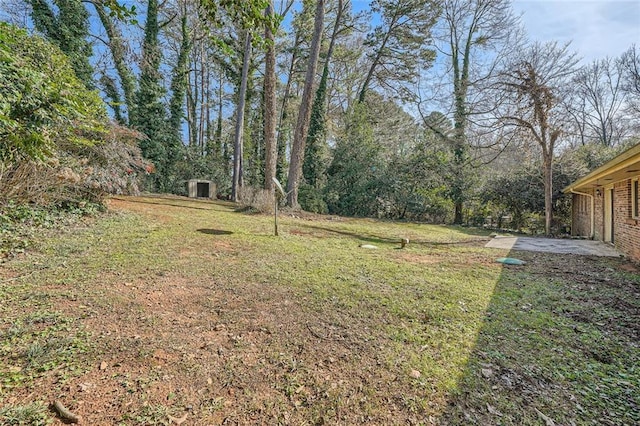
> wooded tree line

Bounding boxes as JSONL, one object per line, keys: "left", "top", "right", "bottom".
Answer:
{"left": 1, "top": 0, "right": 639, "bottom": 234}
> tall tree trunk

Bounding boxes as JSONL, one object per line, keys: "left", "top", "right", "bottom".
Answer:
{"left": 263, "top": 0, "right": 277, "bottom": 191}
{"left": 442, "top": 0, "right": 520, "bottom": 224}
{"left": 93, "top": 0, "right": 136, "bottom": 123}
{"left": 167, "top": 10, "right": 191, "bottom": 191}
{"left": 135, "top": 0, "right": 169, "bottom": 191}
{"left": 187, "top": 60, "right": 198, "bottom": 147}
{"left": 543, "top": 153, "right": 553, "bottom": 235}
{"left": 191, "top": 49, "right": 200, "bottom": 148}
{"left": 232, "top": 32, "right": 252, "bottom": 202}
{"left": 452, "top": 65, "right": 468, "bottom": 224}
{"left": 286, "top": 0, "right": 325, "bottom": 208}
{"left": 169, "top": 12, "right": 191, "bottom": 135}
{"left": 199, "top": 43, "right": 207, "bottom": 155}
{"left": 303, "top": 0, "right": 344, "bottom": 187}
{"left": 275, "top": 32, "right": 301, "bottom": 183}
{"left": 542, "top": 129, "right": 560, "bottom": 235}
{"left": 217, "top": 71, "right": 226, "bottom": 165}
{"left": 499, "top": 43, "right": 577, "bottom": 236}
{"left": 450, "top": 20, "right": 474, "bottom": 225}
{"left": 205, "top": 63, "right": 213, "bottom": 157}
{"left": 186, "top": 83, "right": 195, "bottom": 146}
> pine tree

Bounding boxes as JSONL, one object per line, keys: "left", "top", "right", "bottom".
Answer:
{"left": 358, "top": 0, "right": 438, "bottom": 103}
{"left": 325, "top": 103, "right": 383, "bottom": 217}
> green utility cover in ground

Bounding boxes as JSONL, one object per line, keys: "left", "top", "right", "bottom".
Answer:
{"left": 496, "top": 257, "right": 526, "bottom": 265}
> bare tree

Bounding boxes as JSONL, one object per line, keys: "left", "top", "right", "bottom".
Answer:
{"left": 435, "top": 0, "right": 520, "bottom": 224}
{"left": 0, "top": 0, "right": 32, "bottom": 26}
{"left": 564, "top": 89, "right": 589, "bottom": 147}
{"left": 286, "top": 0, "right": 325, "bottom": 208}
{"left": 570, "top": 57, "right": 627, "bottom": 146}
{"left": 621, "top": 45, "right": 640, "bottom": 117}
{"left": 499, "top": 41, "right": 579, "bottom": 235}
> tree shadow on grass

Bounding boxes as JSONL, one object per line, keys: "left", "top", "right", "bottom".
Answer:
{"left": 111, "top": 196, "right": 235, "bottom": 212}
{"left": 437, "top": 250, "right": 639, "bottom": 425}
{"left": 196, "top": 229, "right": 233, "bottom": 236}
{"left": 298, "top": 223, "right": 490, "bottom": 246}
{"left": 299, "top": 224, "right": 399, "bottom": 245}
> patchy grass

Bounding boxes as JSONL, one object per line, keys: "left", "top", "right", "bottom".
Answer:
{"left": 0, "top": 401, "right": 51, "bottom": 425}
{"left": 0, "top": 195, "right": 637, "bottom": 425}
{"left": 444, "top": 254, "right": 639, "bottom": 425}
{"left": 0, "top": 202, "right": 103, "bottom": 261}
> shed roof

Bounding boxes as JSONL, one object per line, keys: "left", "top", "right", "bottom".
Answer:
{"left": 563, "top": 143, "right": 640, "bottom": 193}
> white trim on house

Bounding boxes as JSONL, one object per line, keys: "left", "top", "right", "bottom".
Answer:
{"left": 604, "top": 185, "right": 614, "bottom": 243}
{"left": 632, "top": 178, "right": 639, "bottom": 220}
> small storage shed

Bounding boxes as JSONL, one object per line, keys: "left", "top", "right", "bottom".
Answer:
{"left": 187, "top": 179, "right": 216, "bottom": 199}
{"left": 563, "top": 143, "right": 640, "bottom": 262}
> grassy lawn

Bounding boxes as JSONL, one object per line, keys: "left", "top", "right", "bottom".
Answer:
{"left": 0, "top": 195, "right": 638, "bottom": 425}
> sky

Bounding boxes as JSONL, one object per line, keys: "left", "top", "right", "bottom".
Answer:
{"left": 347, "top": 0, "right": 640, "bottom": 64}
{"left": 511, "top": 0, "right": 639, "bottom": 63}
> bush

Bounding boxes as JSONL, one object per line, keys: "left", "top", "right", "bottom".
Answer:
{"left": 0, "top": 22, "right": 106, "bottom": 162}
{"left": 299, "top": 184, "right": 328, "bottom": 214}
{"left": 0, "top": 23, "right": 152, "bottom": 207}
{"left": 0, "top": 125, "right": 152, "bottom": 206}
{"left": 67, "top": 125, "right": 153, "bottom": 201}
{"left": 169, "top": 146, "right": 231, "bottom": 198}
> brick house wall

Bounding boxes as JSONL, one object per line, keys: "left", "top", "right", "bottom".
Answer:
{"left": 566, "top": 144, "right": 640, "bottom": 263}
{"left": 571, "top": 179, "right": 640, "bottom": 262}
{"left": 571, "top": 192, "right": 592, "bottom": 237}
{"left": 614, "top": 179, "right": 640, "bottom": 262}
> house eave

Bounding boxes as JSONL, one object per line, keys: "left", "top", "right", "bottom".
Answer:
{"left": 563, "top": 143, "right": 640, "bottom": 193}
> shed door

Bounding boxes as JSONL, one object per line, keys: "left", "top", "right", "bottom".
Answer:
{"left": 197, "top": 182, "right": 209, "bottom": 198}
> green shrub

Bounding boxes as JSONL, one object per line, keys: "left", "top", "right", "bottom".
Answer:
{"left": 299, "top": 184, "right": 328, "bottom": 214}
{"left": 0, "top": 23, "right": 152, "bottom": 206}
{"left": 0, "top": 22, "right": 106, "bottom": 162}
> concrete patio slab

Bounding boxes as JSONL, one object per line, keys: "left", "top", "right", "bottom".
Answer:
{"left": 485, "top": 236, "right": 622, "bottom": 257}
